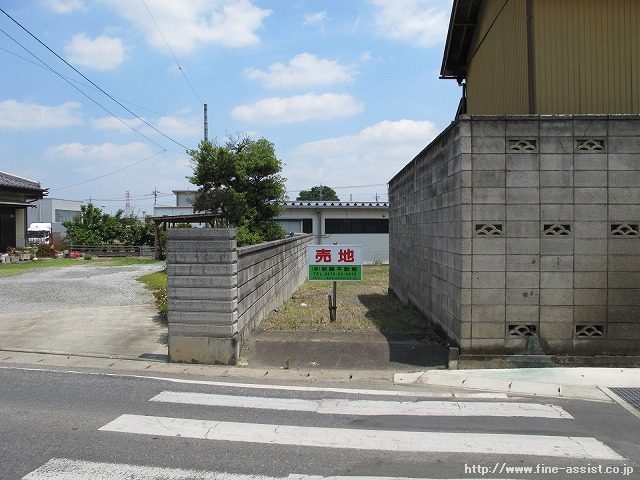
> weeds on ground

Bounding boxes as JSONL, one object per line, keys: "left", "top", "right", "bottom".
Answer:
{"left": 0, "top": 257, "right": 161, "bottom": 277}
{"left": 261, "top": 266, "right": 437, "bottom": 337}
{"left": 137, "top": 268, "right": 168, "bottom": 325}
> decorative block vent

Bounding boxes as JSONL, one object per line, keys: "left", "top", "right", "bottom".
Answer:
{"left": 508, "top": 324, "right": 538, "bottom": 337}
{"left": 508, "top": 139, "right": 537, "bottom": 152}
{"left": 611, "top": 223, "right": 640, "bottom": 237}
{"left": 575, "top": 325, "right": 604, "bottom": 337}
{"left": 475, "top": 223, "right": 503, "bottom": 236}
{"left": 576, "top": 139, "right": 605, "bottom": 151}
{"left": 543, "top": 224, "right": 571, "bottom": 236}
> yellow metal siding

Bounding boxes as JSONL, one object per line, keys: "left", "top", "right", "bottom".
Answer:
{"left": 533, "top": 0, "right": 640, "bottom": 114}
{"left": 466, "top": 0, "right": 529, "bottom": 114}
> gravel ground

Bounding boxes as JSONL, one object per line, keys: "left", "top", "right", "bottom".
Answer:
{"left": 0, "top": 263, "right": 165, "bottom": 314}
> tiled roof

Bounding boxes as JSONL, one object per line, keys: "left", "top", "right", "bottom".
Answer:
{"left": 0, "top": 171, "right": 45, "bottom": 191}
{"left": 287, "top": 201, "right": 388, "bottom": 208}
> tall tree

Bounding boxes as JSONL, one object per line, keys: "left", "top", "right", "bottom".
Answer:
{"left": 296, "top": 185, "right": 339, "bottom": 201}
{"left": 188, "top": 135, "right": 287, "bottom": 238}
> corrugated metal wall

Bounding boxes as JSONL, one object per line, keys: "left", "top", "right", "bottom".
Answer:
{"left": 466, "top": 0, "right": 529, "bottom": 114}
{"left": 533, "top": 0, "right": 640, "bottom": 114}
{"left": 465, "top": 0, "right": 640, "bottom": 115}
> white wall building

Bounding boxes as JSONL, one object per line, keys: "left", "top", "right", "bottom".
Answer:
{"left": 26, "top": 198, "right": 83, "bottom": 240}
{"left": 275, "top": 201, "right": 389, "bottom": 264}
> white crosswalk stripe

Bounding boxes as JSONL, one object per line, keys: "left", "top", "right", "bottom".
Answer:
{"left": 150, "top": 391, "right": 574, "bottom": 418}
{"left": 24, "top": 387, "right": 628, "bottom": 478}
{"left": 23, "top": 458, "right": 514, "bottom": 480}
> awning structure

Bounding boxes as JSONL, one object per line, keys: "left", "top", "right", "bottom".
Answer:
{"left": 150, "top": 213, "right": 221, "bottom": 260}
{"left": 440, "top": 0, "right": 482, "bottom": 80}
{"left": 0, "top": 199, "right": 38, "bottom": 208}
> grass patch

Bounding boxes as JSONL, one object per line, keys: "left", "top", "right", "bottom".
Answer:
{"left": 262, "top": 265, "right": 436, "bottom": 336}
{"left": 0, "top": 257, "right": 162, "bottom": 277}
{"left": 138, "top": 268, "right": 168, "bottom": 324}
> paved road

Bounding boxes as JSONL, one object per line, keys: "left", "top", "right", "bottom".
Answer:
{"left": 2, "top": 366, "right": 637, "bottom": 480}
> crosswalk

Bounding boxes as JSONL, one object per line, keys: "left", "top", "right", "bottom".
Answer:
{"left": 23, "top": 384, "right": 628, "bottom": 479}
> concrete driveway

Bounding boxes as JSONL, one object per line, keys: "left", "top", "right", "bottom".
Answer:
{"left": 0, "top": 263, "right": 167, "bottom": 361}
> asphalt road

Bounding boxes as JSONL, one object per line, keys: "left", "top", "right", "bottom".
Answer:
{"left": 2, "top": 366, "right": 638, "bottom": 480}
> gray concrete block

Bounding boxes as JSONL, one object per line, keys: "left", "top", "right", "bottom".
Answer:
{"left": 540, "top": 238, "right": 574, "bottom": 255}
{"left": 573, "top": 119, "right": 608, "bottom": 137}
{"left": 573, "top": 222, "right": 607, "bottom": 239}
{"left": 540, "top": 288, "right": 573, "bottom": 305}
{"left": 167, "top": 252, "right": 236, "bottom": 264}
{"left": 506, "top": 305, "right": 539, "bottom": 322}
{"left": 575, "top": 254, "right": 607, "bottom": 271}
{"left": 472, "top": 136, "right": 506, "bottom": 153}
{"left": 540, "top": 120, "right": 574, "bottom": 136}
{"left": 169, "top": 335, "right": 237, "bottom": 365}
{"left": 506, "top": 288, "right": 540, "bottom": 305}
{"left": 574, "top": 154, "right": 607, "bottom": 170}
{"left": 540, "top": 255, "right": 573, "bottom": 271}
{"left": 608, "top": 239, "right": 640, "bottom": 255}
{"left": 609, "top": 136, "right": 640, "bottom": 153}
{"left": 472, "top": 271, "right": 506, "bottom": 289}
{"left": 609, "top": 254, "right": 640, "bottom": 271}
{"left": 506, "top": 271, "right": 539, "bottom": 288}
{"left": 540, "top": 272, "right": 573, "bottom": 289}
{"left": 608, "top": 153, "right": 638, "bottom": 170}
{"left": 168, "top": 286, "right": 236, "bottom": 300}
{"left": 609, "top": 289, "right": 640, "bottom": 306}
{"left": 472, "top": 154, "right": 506, "bottom": 171}
{"left": 540, "top": 154, "right": 573, "bottom": 171}
{"left": 472, "top": 254, "right": 506, "bottom": 271}
{"left": 506, "top": 119, "right": 539, "bottom": 137}
{"left": 610, "top": 170, "right": 640, "bottom": 187}
{"left": 506, "top": 204, "right": 539, "bottom": 220}
{"left": 506, "top": 154, "right": 540, "bottom": 171}
{"left": 539, "top": 136, "right": 574, "bottom": 154}
{"left": 471, "top": 305, "right": 505, "bottom": 322}
{"left": 507, "top": 221, "right": 539, "bottom": 238}
{"left": 609, "top": 188, "right": 640, "bottom": 205}
{"left": 574, "top": 271, "right": 607, "bottom": 289}
{"left": 574, "top": 288, "right": 607, "bottom": 305}
{"left": 609, "top": 272, "right": 640, "bottom": 289}
{"left": 472, "top": 119, "right": 506, "bottom": 137}
{"left": 472, "top": 188, "right": 505, "bottom": 204}
{"left": 507, "top": 238, "right": 540, "bottom": 255}
{"left": 541, "top": 203, "right": 573, "bottom": 219}
{"left": 540, "top": 171, "right": 573, "bottom": 187}
{"left": 472, "top": 288, "right": 505, "bottom": 305}
{"left": 472, "top": 322, "right": 507, "bottom": 339}
{"left": 575, "top": 238, "right": 607, "bottom": 255}
{"left": 575, "top": 188, "right": 607, "bottom": 204}
{"left": 506, "top": 187, "right": 539, "bottom": 204}
{"left": 574, "top": 171, "right": 607, "bottom": 187}
{"left": 574, "top": 305, "right": 607, "bottom": 322}
{"left": 473, "top": 171, "right": 506, "bottom": 187}
{"left": 473, "top": 204, "right": 506, "bottom": 220}
{"left": 609, "top": 204, "right": 640, "bottom": 221}
{"left": 473, "top": 238, "right": 506, "bottom": 255}
{"left": 506, "top": 171, "right": 539, "bottom": 187}
{"left": 608, "top": 323, "right": 640, "bottom": 340}
{"left": 507, "top": 254, "right": 540, "bottom": 272}
{"left": 540, "top": 188, "right": 573, "bottom": 204}
{"left": 539, "top": 321, "right": 573, "bottom": 340}
{"left": 608, "top": 306, "right": 640, "bottom": 323}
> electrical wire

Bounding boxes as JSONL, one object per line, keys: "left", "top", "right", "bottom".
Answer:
{"left": 0, "top": 7, "right": 190, "bottom": 151}
{"left": 143, "top": 0, "right": 203, "bottom": 105}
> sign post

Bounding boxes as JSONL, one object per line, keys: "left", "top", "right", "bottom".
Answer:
{"left": 308, "top": 245, "right": 362, "bottom": 322}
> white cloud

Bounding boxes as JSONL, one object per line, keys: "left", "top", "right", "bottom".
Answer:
{"left": 90, "top": 116, "right": 145, "bottom": 132}
{"left": 231, "top": 93, "right": 364, "bottom": 124}
{"left": 372, "top": 0, "right": 451, "bottom": 47}
{"left": 41, "top": 0, "right": 85, "bottom": 14}
{"left": 90, "top": 114, "right": 200, "bottom": 139}
{"left": 304, "top": 11, "right": 327, "bottom": 26}
{"left": 285, "top": 119, "right": 438, "bottom": 192}
{"left": 46, "top": 142, "right": 154, "bottom": 163}
{"left": 0, "top": 100, "right": 83, "bottom": 129}
{"left": 65, "top": 34, "right": 126, "bottom": 70}
{"left": 245, "top": 53, "right": 356, "bottom": 89}
{"left": 105, "top": 0, "right": 271, "bottom": 54}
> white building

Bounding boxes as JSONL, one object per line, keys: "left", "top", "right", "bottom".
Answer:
{"left": 26, "top": 198, "right": 83, "bottom": 241}
{"left": 275, "top": 201, "right": 389, "bottom": 264}
{"left": 155, "top": 191, "right": 390, "bottom": 264}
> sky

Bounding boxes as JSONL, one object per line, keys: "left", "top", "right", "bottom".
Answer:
{"left": 0, "top": 0, "right": 460, "bottom": 215}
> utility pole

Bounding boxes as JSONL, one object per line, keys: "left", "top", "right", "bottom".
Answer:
{"left": 151, "top": 188, "right": 160, "bottom": 205}
{"left": 204, "top": 104, "right": 208, "bottom": 142}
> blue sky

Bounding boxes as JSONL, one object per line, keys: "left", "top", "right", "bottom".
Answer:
{"left": 1, "top": 0, "right": 459, "bottom": 214}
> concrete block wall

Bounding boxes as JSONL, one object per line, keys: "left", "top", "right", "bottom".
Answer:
{"left": 166, "top": 228, "right": 312, "bottom": 364}
{"left": 389, "top": 114, "right": 640, "bottom": 357}
{"left": 389, "top": 121, "right": 466, "bottom": 346}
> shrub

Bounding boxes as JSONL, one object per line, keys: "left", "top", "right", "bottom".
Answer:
{"left": 153, "top": 286, "right": 168, "bottom": 324}
{"left": 236, "top": 225, "right": 263, "bottom": 247}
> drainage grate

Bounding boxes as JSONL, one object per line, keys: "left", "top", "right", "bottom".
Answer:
{"left": 609, "top": 387, "right": 640, "bottom": 412}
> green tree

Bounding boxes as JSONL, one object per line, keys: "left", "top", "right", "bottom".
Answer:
{"left": 63, "top": 204, "right": 156, "bottom": 246}
{"left": 187, "top": 135, "right": 288, "bottom": 244}
{"left": 296, "top": 185, "right": 339, "bottom": 201}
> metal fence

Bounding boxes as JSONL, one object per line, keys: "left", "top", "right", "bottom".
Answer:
{"left": 69, "top": 245, "right": 154, "bottom": 257}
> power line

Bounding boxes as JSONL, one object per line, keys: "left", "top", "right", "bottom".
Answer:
{"left": 1, "top": 46, "right": 202, "bottom": 130}
{"left": 143, "top": 0, "right": 203, "bottom": 104}
{"left": 0, "top": 7, "right": 190, "bottom": 151}
{"left": 50, "top": 150, "right": 166, "bottom": 192}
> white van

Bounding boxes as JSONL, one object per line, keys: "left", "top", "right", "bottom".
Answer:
{"left": 27, "top": 223, "right": 52, "bottom": 245}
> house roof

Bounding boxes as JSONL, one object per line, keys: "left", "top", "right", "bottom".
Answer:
{"left": 286, "top": 201, "right": 388, "bottom": 209}
{"left": 440, "top": 0, "right": 482, "bottom": 80}
{"left": 0, "top": 170, "right": 47, "bottom": 193}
